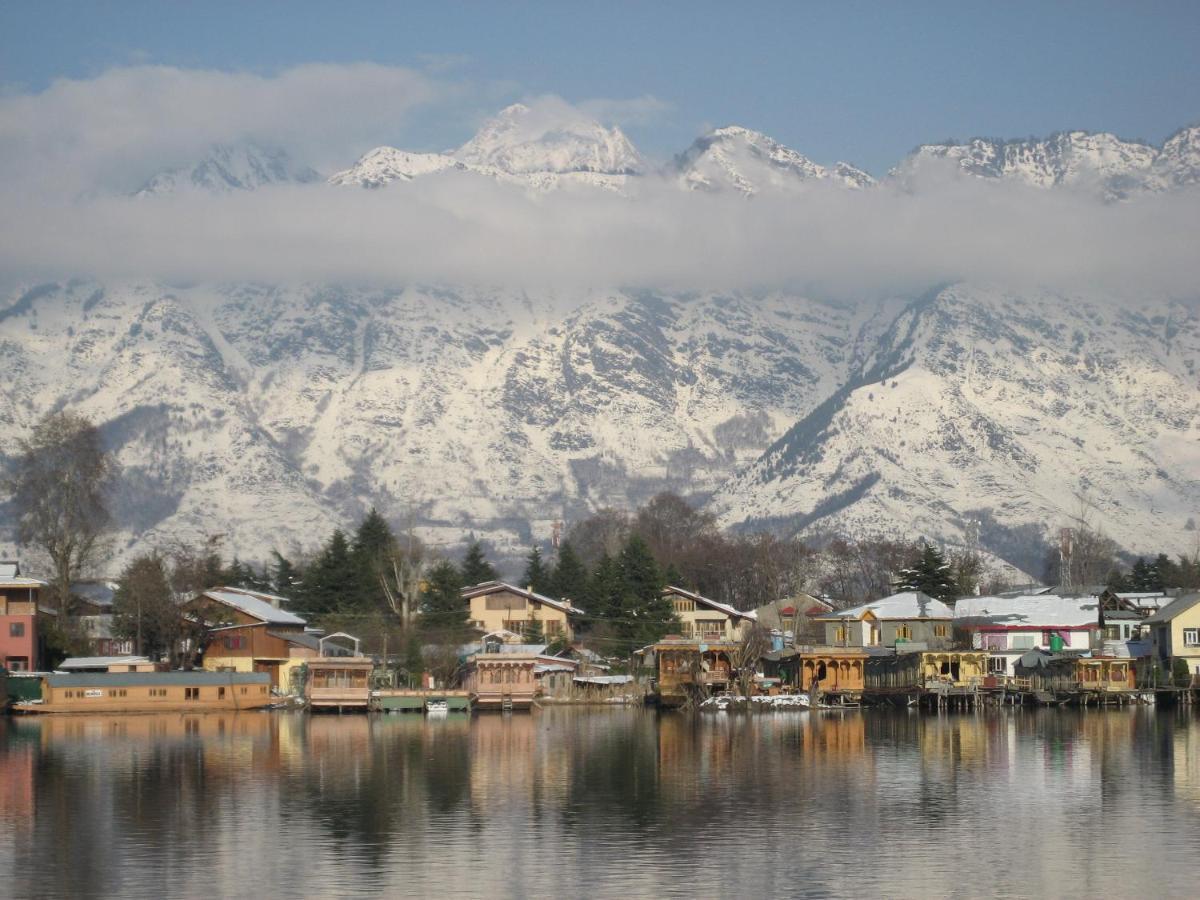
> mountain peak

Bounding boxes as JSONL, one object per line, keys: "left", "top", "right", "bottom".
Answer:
{"left": 675, "top": 126, "right": 873, "bottom": 194}
{"left": 455, "top": 102, "right": 643, "bottom": 176}
{"left": 135, "top": 143, "right": 320, "bottom": 197}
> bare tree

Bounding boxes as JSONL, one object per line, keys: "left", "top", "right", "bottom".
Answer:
{"left": 379, "top": 523, "right": 425, "bottom": 630}
{"left": 5, "top": 411, "right": 116, "bottom": 614}
{"left": 730, "top": 623, "right": 772, "bottom": 697}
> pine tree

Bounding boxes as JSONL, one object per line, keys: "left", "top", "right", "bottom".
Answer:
{"left": 350, "top": 507, "right": 395, "bottom": 612}
{"left": 420, "top": 560, "right": 468, "bottom": 635}
{"left": 587, "top": 553, "right": 624, "bottom": 622}
{"left": 524, "top": 615, "right": 545, "bottom": 645}
{"left": 614, "top": 534, "right": 675, "bottom": 652}
{"left": 460, "top": 540, "right": 498, "bottom": 586}
{"left": 894, "top": 541, "right": 958, "bottom": 603}
{"left": 113, "top": 553, "right": 177, "bottom": 659}
{"left": 302, "top": 529, "right": 356, "bottom": 616}
{"left": 271, "top": 550, "right": 300, "bottom": 596}
{"left": 551, "top": 541, "right": 589, "bottom": 603}
{"left": 663, "top": 562, "right": 685, "bottom": 588}
{"left": 522, "top": 546, "right": 552, "bottom": 595}
{"left": 1129, "top": 557, "right": 1156, "bottom": 591}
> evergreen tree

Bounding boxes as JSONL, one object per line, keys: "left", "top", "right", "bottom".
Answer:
{"left": 522, "top": 546, "right": 552, "bottom": 595}
{"left": 271, "top": 550, "right": 300, "bottom": 596}
{"left": 524, "top": 615, "right": 545, "bottom": 644}
{"left": 351, "top": 507, "right": 396, "bottom": 611}
{"left": 460, "top": 540, "right": 498, "bottom": 586}
{"left": 894, "top": 541, "right": 958, "bottom": 603}
{"left": 1129, "top": 557, "right": 1157, "bottom": 591}
{"left": 587, "top": 553, "right": 624, "bottom": 621}
{"left": 302, "top": 529, "right": 356, "bottom": 615}
{"left": 420, "top": 560, "right": 468, "bottom": 635}
{"left": 222, "top": 556, "right": 268, "bottom": 591}
{"left": 551, "top": 541, "right": 590, "bottom": 603}
{"left": 614, "top": 534, "right": 676, "bottom": 652}
{"left": 663, "top": 561, "right": 685, "bottom": 588}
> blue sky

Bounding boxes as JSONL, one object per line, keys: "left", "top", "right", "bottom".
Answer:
{"left": 2, "top": 0, "right": 1198, "bottom": 174}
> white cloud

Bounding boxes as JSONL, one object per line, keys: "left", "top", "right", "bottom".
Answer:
{"left": 0, "top": 66, "right": 1197, "bottom": 303}
{"left": 0, "top": 63, "right": 447, "bottom": 194}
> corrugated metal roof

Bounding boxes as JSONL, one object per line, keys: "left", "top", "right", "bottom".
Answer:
{"left": 1144, "top": 593, "right": 1200, "bottom": 625}
{"left": 46, "top": 671, "right": 271, "bottom": 688}
{"left": 203, "top": 588, "right": 306, "bottom": 626}
{"left": 57, "top": 656, "right": 150, "bottom": 670}
{"left": 573, "top": 674, "right": 634, "bottom": 685}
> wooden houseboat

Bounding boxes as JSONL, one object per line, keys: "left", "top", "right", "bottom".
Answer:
{"left": 796, "top": 649, "right": 868, "bottom": 699}
{"left": 305, "top": 657, "right": 375, "bottom": 711}
{"left": 1014, "top": 651, "right": 1140, "bottom": 704}
{"left": 12, "top": 669, "right": 274, "bottom": 714}
{"left": 636, "top": 639, "right": 741, "bottom": 708}
{"left": 865, "top": 650, "right": 989, "bottom": 708}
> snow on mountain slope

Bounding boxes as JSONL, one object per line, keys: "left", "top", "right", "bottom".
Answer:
{"left": 0, "top": 281, "right": 881, "bottom": 564}
{"left": 457, "top": 103, "right": 643, "bottom": 175}
{"left": 674, "top": 126, "right": 874, "bottom": 194}
{"left": 331, "top": 103, "right": 642, "bottom": 192}
{"left": 710, "top": 284, "right": 1200, "bottom": 563}
{"left": 895, "top": 127, "right": 1200, "bottom": 200}
{"left": 327, "top": 148, "right": 469, "bottom": 187}
{"left": 136, "top": 144, "right": 321, "bottom": 196}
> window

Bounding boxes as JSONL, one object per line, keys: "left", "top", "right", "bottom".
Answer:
{"left": 1184, "top": 629, "right": 1200, "bottom": 647}
{"left": 673, "top": 599, "right": 695, "bottom": 613}
{"left": 933, "top": 624, "right": 948, "bottom": 638}
{"left": 185, "top": 687, "right": 199, "bottom": 700}
{"left": 895, "top": 625, "right": 912, "bottom": 641}
{"left": 546, "top": 621, "right": 563, "bottom": 636}
{"left": 487, "top": 595, "right": 527, "bottom": 611}
{"left": 240, "top": 687, "right": 248, "bottom": 695}
{"left": 222, "top": 635, "right": 245, "bottom": 650}
{"left": 987, "top": 656, "right": 1007, "bottom": 675}
{"left": 6, "top": 656, "right": 28, "bottom": 671}
{"left": 9, "top": 622, "right": 25, "bottom": 637}
{"left": 834, "top": 626, "right": 846, "bottom": 643}
{"left": 218, "top": 687, "right": 226, "bottom": 699}
{"left": 1011, "top": 634, "right": 1036, "bottom": 650}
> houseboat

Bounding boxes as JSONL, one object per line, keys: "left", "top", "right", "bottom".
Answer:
{"left": 12, "top": 669, "right": 274, "bottom": 714}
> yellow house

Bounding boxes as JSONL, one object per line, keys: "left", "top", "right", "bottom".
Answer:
{"left": 1145, "top": 593, "right": 1200, "bottom": 683}
{"left": 662, "top": 586, "right": 756, "bottom": 641}
{"left": 463, "top": 582, "right": 579, "bottom": 642}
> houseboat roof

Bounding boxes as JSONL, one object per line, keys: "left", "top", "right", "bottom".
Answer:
{"left": 45, "top": 670, "right": 271, "bottom": 688}
{"left": 817, "top": 592, "right": 953, "bottom": 622}
{"left": 1143, "top": 593, "right": 1200, "bottom": 625}
{"left": 663, "top": 585, "right": 757, "bottom": 621}
{"left": 462, "top": 581, "right": 583, "bottom": 615}
{"left": 57, "top": 655, "right": 151, "bottom": 671}
{"left": 202, "top": 587, "right": 306, "bottom": 626}
{"left": 953, "top": 595, "right": 1099, "bottom": 629}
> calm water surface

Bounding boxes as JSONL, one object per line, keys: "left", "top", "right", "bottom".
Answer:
{"left": 2, "top": 707, "right": 1199, "bottom": 899}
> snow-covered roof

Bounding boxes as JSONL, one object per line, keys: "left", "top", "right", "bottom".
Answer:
{"left": 574, "top": 674, "right": 634, "bottom": 685}
{"left": 664, "top": 586, "right": 757, "bottom": 621}
{"left": 954, "top": 595, "right": 1099, "bottom": 629}
{"left": 0, "top": 565, "right": 47, "bottom": 588}
{"left": 818, "top": 592, "right": 953, "bottom": 621}
{"left": 56, "top": 656, "right": 151, "bottom": 671}
{"left": 1115, "top": 592, "right": 1173, "bottom": 610}
{"left": 462, "top": 581, "right": 583, "bottom": 615}
{"left": 0, "top": 561, "right": 19, "bottom": 578}
{"left": 201, "top": 587, "right": 306, "bottom": 627}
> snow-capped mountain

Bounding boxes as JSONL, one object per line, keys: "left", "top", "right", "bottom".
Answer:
{"left": 674, "top": 126, "right": 874, "bottom": 194}
{"left": 0, "top": 281, "right": 893, "bottom": 565}
{"left": 4, "top": 112, "right": 1200, "bottom": 574}
{"left": 329, "top": 103, "right": 643, "bottom": 192}
{"left": 135, "top": 144, "right": 321, "bottom": 196}
{"left": 710, "top": 285, "right": 1200, "bottom": 569}
{"left": 895, "top": 125, "right": 1200, "bottom": 199}
{"left": 456, "top": 103, "right": 643, "bottom": 175}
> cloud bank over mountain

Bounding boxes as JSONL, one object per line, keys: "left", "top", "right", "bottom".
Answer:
{"left": 1, "top": 65, "right": 1197, "bottom": 299}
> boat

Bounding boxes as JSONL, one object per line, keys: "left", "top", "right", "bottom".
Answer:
{"left": 425, "top": 698, "right": 449, "bottom": 713}
{"left": 12, "top": 669, "right": 275, "bottom": 714}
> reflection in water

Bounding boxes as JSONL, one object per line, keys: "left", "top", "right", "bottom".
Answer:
{"left": 2, "top": 708, "right": 1199, "bottom": 898}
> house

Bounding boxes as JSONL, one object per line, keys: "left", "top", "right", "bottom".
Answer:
{"left": 663, "top": 586, "right": 757, "bottom": 642}
{"left": 306, "top": 652, "right": 375, "bottom": 711}
{"left": 635, "top": 638, "right": 741, "bottom": 707}
{"left": 195, "top": 587, "right": 311, "bottom": 691}
{"left": 463, "top": 581, "right": 580, "bottom": 642}
{"left": 1100, "top": 589, "right": 1176, "bottom": 618}
{"left": 752, "top": 593, "right": 832, "bottom": 646}
{"left": 0, "top": 562, "right": 48, "bottom": 672}
{"left": 953, "top": 595, "right": 1100, "bottom": 676}
{"left": 1143, "top": 593, "right": 1200, "bottom": 684}
{"left": 814, "top": 592, "right": 955, "bottom": 650}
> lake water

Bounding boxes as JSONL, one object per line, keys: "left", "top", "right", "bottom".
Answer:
{"left": 2, "top": 707, "right": 1199, "bottom": 899}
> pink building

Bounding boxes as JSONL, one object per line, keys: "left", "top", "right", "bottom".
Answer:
{"left": 0, "top": 562, "right": 47, "bottom": 672}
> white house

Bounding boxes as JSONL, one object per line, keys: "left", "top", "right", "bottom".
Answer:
{"left": 953, "top": 595, "right": 1100, "bottom": 676}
